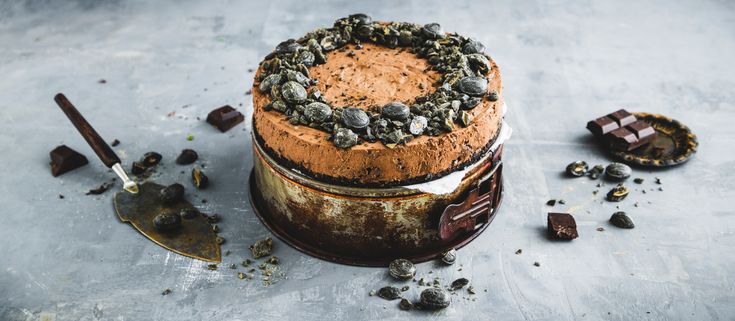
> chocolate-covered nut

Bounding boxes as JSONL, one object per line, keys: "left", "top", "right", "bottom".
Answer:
{"left": 153, "top": 211, "right": 181, "bottom": 231}
{"left": 49, "top": 145, "right": 88, "bottom": 177}
{"left": 382, "top": 102, "right": 410, "bottom": 121}
{"left": 456, "top": 76, "right": 488, "bottom": 97}
{"left": 280, "top": 81, "right": 307, "bottom": 104}
{"left": 141, "top": 152, "right": 162, "bottom": 167}
{"left": 341, "top": 107, "right": 369, "bottom": 129}
{"left": 131, "top": 161, "right": 147, "bottom": 175}
{"left": 609, "top": 211, "right": 635, "bottom": 229}
{"left": 206, "top": 105, "right": 244, "bottom": 133}
{"left": 179, "top": 208, "right": 198, "bottom": 219}
{"left": 304, "top": 102, "right": 333, "bottom": 123}
{"left": 462, "top": 39, "right": 486, "bottom": 54}
{"left": 191, "top": 167, "right": 209, "bottom": 189}
{"left": 606, "top": 184, "right": 629, "bottom": 202}
{"left": 176, "top": 149, "right": 198, "bottom": 165}
{"left": 160, "top": 183, "right": 185, "bottom": 204}
{"left": 333, "top": 128, "right": 359, "bottom": 148}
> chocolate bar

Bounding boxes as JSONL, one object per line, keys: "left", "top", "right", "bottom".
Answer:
{"left": 586, "top": 109, "right": 636, "bottom": 136}
{"left": 49, "top": 145, "right": 88, "bottom": 177}
{"left": 207, "top": 105, "right": 244, "bottom": 132}
{"left": 547, "top": 212, "right": 578, "bottom": 240}
{"left": 606, "top": 120, "right": 657, "bottom": 151}
{"left": 587, "top": 109, "right": 656, "bottom": 151}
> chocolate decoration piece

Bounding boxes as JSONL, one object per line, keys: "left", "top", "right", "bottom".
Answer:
{"left": 547, "top": 212, "right": 579, "bottom": 240}
{"left": 606, "top": 120, "right": 657, "bottom": 151}
{"left": 49, "top": 145, "right": 89, "bottom": 177}
{"left": 206, "top": 105, "right": 244, "bottom": 132}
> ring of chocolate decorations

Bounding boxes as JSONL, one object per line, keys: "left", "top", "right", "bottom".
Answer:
{"left": 257, "top": 14, "right": 497, "bottom": 149}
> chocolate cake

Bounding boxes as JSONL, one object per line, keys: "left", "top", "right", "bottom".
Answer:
{"left": 252, "top": 14, "right": 504, "bottom": 186}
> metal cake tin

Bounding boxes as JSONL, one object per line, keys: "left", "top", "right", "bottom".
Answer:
{"left": 248, "top": 132, "right": 504, "bottom": 266}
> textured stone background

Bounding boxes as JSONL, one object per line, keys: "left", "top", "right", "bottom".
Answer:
{"left": 1, "top": 0, "right": 734, "bottom": 320}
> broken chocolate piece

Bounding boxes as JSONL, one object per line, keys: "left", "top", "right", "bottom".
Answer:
{"left": 86, "top": 180, "right": 115, "bottom": 195}
{"left": 206, "top": 105, "right": 244, "bottom": 132}
{"left": 547, "top": 212, "right": 579, "bottom": 240}
{"left": 49, "top": 145, "right": 88, "bottom": 177}
{"left": 606, "top": 120, "right": 657, "bottom": 151}
{"left": 176, "top": 149, "right": 198, "bottom": 165}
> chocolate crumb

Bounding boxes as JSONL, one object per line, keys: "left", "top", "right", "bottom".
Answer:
{"left": 86, "top": 180, "right": 115, "bottom": 195}
{"left": 98, "top": 79, "right": 107, "bottom": 84}
{"left": 515, "top": 249, "right": 522, "bottom": 255}
{"left": 546, "top": 199, "right": 556, "bottom": 206}
{"left": 110, "top": 139, "right": 120, "bottom": 147}
{"left": 58, "top": 194, "right": 65, "bottom": 199}
{"left": 533, "top": 262, "right": 540, "bottom": 267}
{"left": 161, "top": 288, "right": 171, "bottom": 295}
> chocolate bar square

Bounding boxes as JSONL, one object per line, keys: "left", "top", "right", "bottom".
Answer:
{"left": 586, "top": 109, "right": 634, "bottom": 136}
{"left": 606, "top": 120, "right": 657, "bottom": 151}
{"left": 547, "top": 212, "right": 578, "bottom": 240}
{"left": 609, "top": 109, "right": 636, "bottom": 127}
{"left": 206, "top": 105, "right": 244, "bottom": 132}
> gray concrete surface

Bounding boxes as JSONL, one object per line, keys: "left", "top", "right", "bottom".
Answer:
{"left": 1, "top": 0, "right": 734, "bottom": 320}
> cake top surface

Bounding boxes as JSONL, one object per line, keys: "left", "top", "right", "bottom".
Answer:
{"left": 309, "top": 43, "right": 440, "bottom": 112}
{"left": 255, "top": 14, "right": 497, "bottom": 149}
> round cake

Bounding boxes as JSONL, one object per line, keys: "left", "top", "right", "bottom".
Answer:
{"left": 252, "top": 14, "right": 504, "bottom": 187}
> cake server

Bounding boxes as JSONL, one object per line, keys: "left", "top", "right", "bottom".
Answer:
{"left": 54, "top": 93, "right": 138, "bottom": 193}
{"left": 54, "top": 93, "right": 221, "bottom": 262}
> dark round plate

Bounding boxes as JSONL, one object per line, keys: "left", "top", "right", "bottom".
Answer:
{"left": 610, "top": 113, "right": 698, "bottom": 167}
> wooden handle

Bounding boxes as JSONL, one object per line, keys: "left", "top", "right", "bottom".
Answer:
{"left": 54, "top": 93, "right": 120, "bottom": 168}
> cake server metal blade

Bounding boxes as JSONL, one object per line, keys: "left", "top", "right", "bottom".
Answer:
{"left": 113, "top": 182, "right": 221, "bottom": 262}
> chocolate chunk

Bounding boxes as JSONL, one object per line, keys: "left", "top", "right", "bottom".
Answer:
{"left": 547, "top": 212, "right": 578, "bottom": 240}
{"left": 206, "top": 105, "right": 244, "bottom": 132}
{"left": 176, "top": 149, "right": 198, "bottom": 165}
{"left": 586, "top": 109, "right": 636, "bottom": 136}
{"left": 49, "top": 145, "right": 88, "bottom": 177}
{"left": 606, "top": 120, "right": 657, "bottom": 151}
